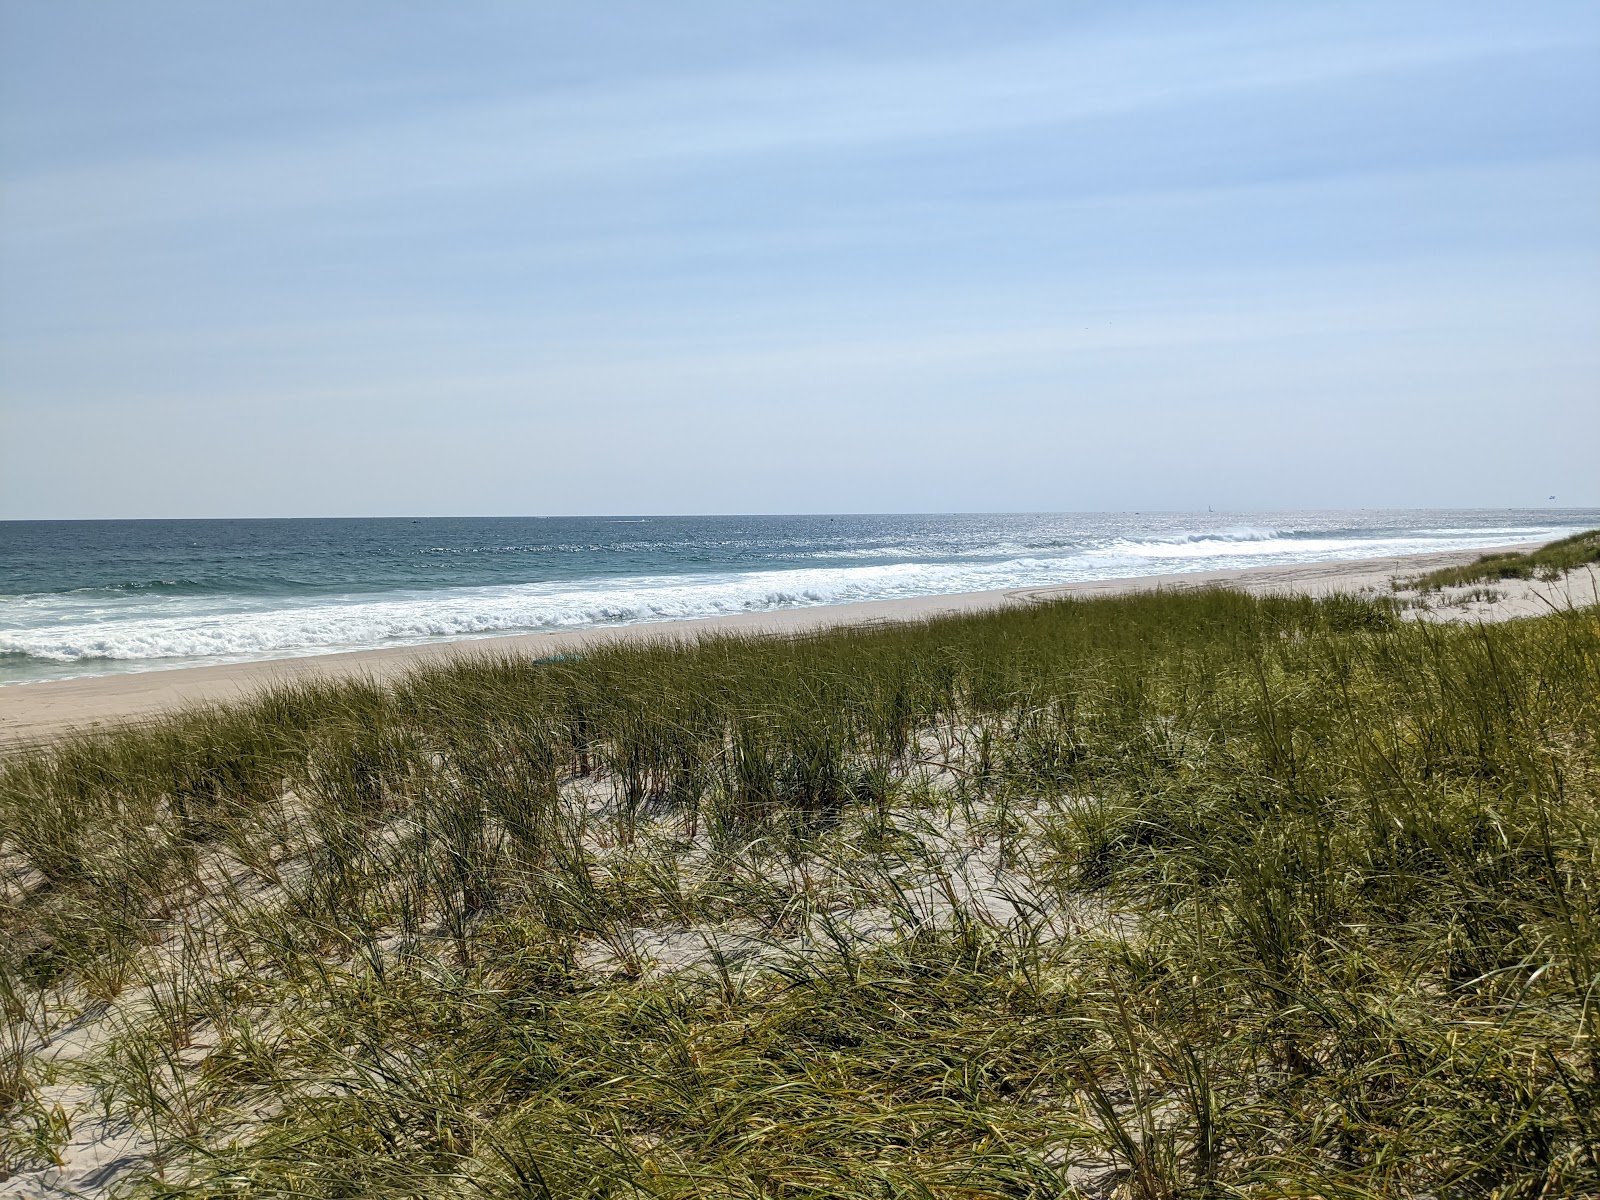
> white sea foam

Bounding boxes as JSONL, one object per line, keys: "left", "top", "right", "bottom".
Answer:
{"left": 0, "top": 522, "right": 1571, "bottom": 674}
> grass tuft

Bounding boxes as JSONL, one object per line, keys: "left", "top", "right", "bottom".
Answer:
{"left": 1402, "top": 528, "right": 1600, "bottom": 592}
{"left": 1, "top": 586, "right": 1597, "bottom": 1196}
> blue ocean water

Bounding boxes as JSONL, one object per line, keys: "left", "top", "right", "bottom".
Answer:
{"left": 1, "top": 510, "right": 1594, "bottom": 684}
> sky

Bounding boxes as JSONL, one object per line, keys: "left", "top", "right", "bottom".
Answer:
{"left": 2, "top": 1, "right": 1598, "bottom": 519}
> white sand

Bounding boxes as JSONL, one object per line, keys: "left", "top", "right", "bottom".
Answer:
{"left": 1, "top": 542, "right": 1591, "bottom": 749}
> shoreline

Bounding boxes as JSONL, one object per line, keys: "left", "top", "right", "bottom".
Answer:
{"left": 0, "top": 542, "right": 1555, "bottom": 747}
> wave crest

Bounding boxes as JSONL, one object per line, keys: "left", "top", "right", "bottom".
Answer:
{"left": 1, "top": 519, "right": 1581, "bottom": 679}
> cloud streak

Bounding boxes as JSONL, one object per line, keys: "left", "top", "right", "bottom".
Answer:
{"left": 1, "top": 0, "right": 1597, "bottom": 517}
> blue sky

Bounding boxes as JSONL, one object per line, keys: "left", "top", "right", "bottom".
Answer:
{"left": 2, "top": 1, "right": 1597, "bottom": 518}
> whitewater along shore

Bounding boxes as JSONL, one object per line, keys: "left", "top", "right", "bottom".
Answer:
{"left": 3, "top": 541, "right": 1593, "bottom": 749}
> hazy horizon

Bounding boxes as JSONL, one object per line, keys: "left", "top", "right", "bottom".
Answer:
{"left": 3, "top": 505, "right": 1600, "bottom": 526}
{"left": 3, "top": 2, "right": 1598, "bottom": 520}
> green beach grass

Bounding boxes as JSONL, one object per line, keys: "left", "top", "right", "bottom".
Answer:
{"left": 2, "top": 586, "right": 1598, "bottom": 1197}
{"left": 1401, "top": 528, "right": 1600, "bottom": 593}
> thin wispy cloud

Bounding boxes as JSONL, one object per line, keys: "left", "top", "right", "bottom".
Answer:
{"left": 6, "top": 10, "right": 1593, "bottom": 237}
{"left": 1, "top": 0, "right": 1596, "bottom": 517}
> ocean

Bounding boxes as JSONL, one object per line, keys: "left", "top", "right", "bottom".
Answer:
{"left": 1, "top": 510, "right": 1594, "bottom": 685}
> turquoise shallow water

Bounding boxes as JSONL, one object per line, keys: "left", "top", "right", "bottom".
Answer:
{"left": 1, "top": 510, "right": 1594, "bottom": 683}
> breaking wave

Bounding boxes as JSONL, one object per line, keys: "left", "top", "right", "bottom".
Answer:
{"left": 1, "top": 511, "right": 1587, "bottom": 681}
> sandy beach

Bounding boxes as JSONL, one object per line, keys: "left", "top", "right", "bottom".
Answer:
{"left": 2, "top": 541, "right": 1592, "bottom": 749}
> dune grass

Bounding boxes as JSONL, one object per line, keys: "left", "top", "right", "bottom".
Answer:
{"left": 1402, "top": 528, "right": 1600, "bottom": 592}
{"left": 1, "top": 587, "right": 1597, "bottom": 1197}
